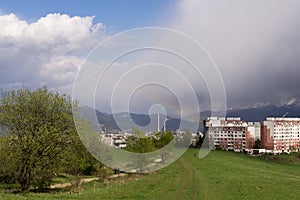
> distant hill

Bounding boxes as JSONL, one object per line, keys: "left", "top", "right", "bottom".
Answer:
{"left": 79, "top": 103, "right": 300, "bottom": 132}
{"left": 79, "top": 106, "right": 202, "bottom": 132}
{"left": 96, "top": 112, "right": 199, "bottom": 132}
{"left": 226, "top": 104, "right": 300, "bottom": 122}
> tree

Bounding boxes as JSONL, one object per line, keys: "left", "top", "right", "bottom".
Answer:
{"left": 253, "top": 139, "right": 261, "bottom": 149}
{"left": 125, "top": 137, "right": 155, "bottom": 153}
{"left": 125, "top": 129, "right": 156, "bottom": 172}
{"left": 0, "top": 87, "right": 81, "bottom": 191}
{"left": 195, "top": 132, "right": 205, "bottom": 148}
{"left": 153, "top": 131, "right": 173, "bottom": 149}
{"left": 246, "top": 137, "right": 255, "bottom": 150}
{"left": 175, "top": 130, "right": 192, "bottom": 148}
{"left": 0, "top": 136, "right": 18, "bottom": 184}
{"left": 153, "top": 131, "right": 173, "bottom": 163}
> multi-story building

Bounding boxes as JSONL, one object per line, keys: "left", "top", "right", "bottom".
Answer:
{"left": 100, "top": 133, "right": 132, "bottom": 148}
{"left": 205, "top": 117, "right": 300, "bottom": 154}
{"left": 261, "top": 118, "right": 300, "bottom": 153}
{"left": 205, "top": 117, "right": 253, "bottom": 152}
{"left": 247, "top": 122, "right": 261, "bottom": 141}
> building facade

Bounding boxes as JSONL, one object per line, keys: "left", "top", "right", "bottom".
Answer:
{"left": 261, "top": 118, "right": 300, "bottom": 153}
{"left": 247, "top": 122, "right": 261, "bottom": 141}
{"left": 205, "top": 117, "right": 254, "bottom": 152}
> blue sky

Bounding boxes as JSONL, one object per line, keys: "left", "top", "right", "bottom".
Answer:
{"left": 0, "top": 0, "right": 176, "bottom": 31}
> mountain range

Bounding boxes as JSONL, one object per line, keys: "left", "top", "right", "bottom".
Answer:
{"left": 92, "top": 103, "right": 300, "bottom": 132}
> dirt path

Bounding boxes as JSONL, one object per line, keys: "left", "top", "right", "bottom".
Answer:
{"left": 50, "top": 177, "right": 99, "bottom": 189}
{"left": 50, "top": 174, "right": 126, "bottom": 189}
{"left": 172, "top": 157, "right": 199, "bottom": 200}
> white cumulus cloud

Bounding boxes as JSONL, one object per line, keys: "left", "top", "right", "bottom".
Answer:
{"left": 0, "top": 13, "right": 107, "bottom": 93}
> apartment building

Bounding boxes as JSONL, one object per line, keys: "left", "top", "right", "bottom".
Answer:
{"left": 247, "top": 122, "right": 261, "bottom": 140}
{"left": 204, "top": 117, "right": 253, "bottom": 152}
{"left": 261, "top": 117, "right": 300, "bottom": 153}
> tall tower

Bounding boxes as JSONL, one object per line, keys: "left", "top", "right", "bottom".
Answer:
{"left": 164, "top": 118, "right": 169, "bottom": 132}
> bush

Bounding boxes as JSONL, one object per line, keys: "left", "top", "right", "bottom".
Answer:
{"left": 0, "top": 87, "right": 103, "bottom": 191}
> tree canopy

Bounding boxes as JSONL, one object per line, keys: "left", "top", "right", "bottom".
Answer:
{"left": 0, "top": 87, "right": 101, "bottom": 191}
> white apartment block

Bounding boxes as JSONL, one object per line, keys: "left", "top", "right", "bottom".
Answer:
{"left": 247, "top": 122, "right": 261, "bottom": 141}
{"left": 205, "top": 117, "right": 250, "bottom": 152}
{"left": 261, "top": 117, "right": 300, "bottom": 153}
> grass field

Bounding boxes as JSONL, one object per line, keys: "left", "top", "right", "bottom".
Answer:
{"left": 1, "top": 149, "right": 300, "bottom": 199}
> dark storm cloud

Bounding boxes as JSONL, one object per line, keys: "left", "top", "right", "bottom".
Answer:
{"left": 174, "top": 0, "right": 300, "bottom": 108}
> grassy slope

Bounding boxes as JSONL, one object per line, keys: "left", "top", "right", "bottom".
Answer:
{"left": 1, "top": 149, "right": 300, "bottom": 199}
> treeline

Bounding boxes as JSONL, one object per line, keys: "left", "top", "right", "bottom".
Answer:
{"left": 0, "top": 87, "right": 106, "bottom": 191}
{"left": 0, "top": 87, "right": 188, "bottom": 192}
{"left": 125, "top": 129, "right": 174, "bottom": 153}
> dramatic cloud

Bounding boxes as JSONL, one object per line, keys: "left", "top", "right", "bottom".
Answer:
{"left": 2, "top": 1, "right": 300, "bottom": 116}
{"left": 0, "top": 13, "right": 107, "bottom": 93}
{"left": 173, "top": 0, "right": 300, "bottom": 108}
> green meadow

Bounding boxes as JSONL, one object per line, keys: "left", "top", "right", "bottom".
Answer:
{"left": 1, "top": 149, "right": 300, "bottom": 200}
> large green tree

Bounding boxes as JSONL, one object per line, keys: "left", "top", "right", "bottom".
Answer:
{"left": 153, "top": 131, "right": 173, "bottom": 164}
{"left": 0, "top": 87, "right": 88, "bottom": 191}
{"left": 125, "top": 130, "right": 156, "bottom": 153}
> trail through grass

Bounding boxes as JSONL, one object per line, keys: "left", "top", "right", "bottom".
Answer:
{"left": 1, "top": 149, "right": 300, "bottom": 199}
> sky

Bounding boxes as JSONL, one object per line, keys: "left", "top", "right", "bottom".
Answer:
{"left": 0, "top": 0, "right": 175, "bottom": 31}
{"left": 1, "top": 0, "right": 300, "bottom": 115}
